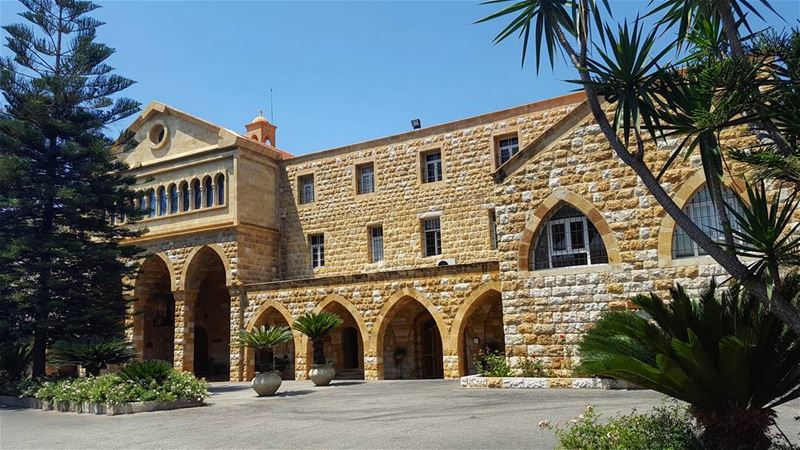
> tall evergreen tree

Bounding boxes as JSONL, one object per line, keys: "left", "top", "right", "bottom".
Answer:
{"left": 0, "top": 0, "right": 143, "bottom": 377}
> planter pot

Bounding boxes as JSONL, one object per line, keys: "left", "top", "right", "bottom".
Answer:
{"left": 251, "top": 371, "right": 282, "bottom": 396}
{"left": 308, "top": 363, "right": 335, "bottom": 386}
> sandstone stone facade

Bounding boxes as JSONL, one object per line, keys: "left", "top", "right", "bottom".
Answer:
{"left": 120, "top": 93, "right": 756, "bottom": 382}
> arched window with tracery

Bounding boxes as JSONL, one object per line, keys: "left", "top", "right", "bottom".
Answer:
{"left": 157, "top": 186, "right": 167, "bottom": 216}
{"left": 531, "top": 204, "right": 609, "bottom": 270}
{"left": 146, "top": 189, "right": 155, "bottom": 218}
{"left": 192, "top": 179, "right": 201, "bottom": 209}
{"left": 672, "top": 184, "right": 744, "bottom": 258}
{"left": 180, "top": 182, "right": 189, "bottom": 212}
{"left": 204, "top": 176, "right": 214, "bottom": 207}
{"left": 216, "top": 174, "right": 225, "bottom": 205}
{"left": 168, "top": 184, "right": 178, "bottom": 214}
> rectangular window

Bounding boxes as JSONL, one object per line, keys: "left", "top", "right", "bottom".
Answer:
{"left": 421, "top": 150, "right": 443, "bottom": 183}
{"left": 423, "top": 218, "right": 442, "bottom": 257}
{"left": 298, "top": 174, "right": 315, "bottom": 204}
{"left": 497, "top": 136, "right": 519, "bottom": 166}
{"left": 489, "top": 209, "right": 498, "bottom": 250}
{"left": 357, "top": 163, "right": 375, "bottom": 194}
{"left": 369, "top": 226, "right": 384, "bottom": 262}
{"left": 310, "top": 234, "right": 324, "bottom": 268}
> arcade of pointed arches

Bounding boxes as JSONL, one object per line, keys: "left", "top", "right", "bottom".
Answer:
{"left": 131, "top": 248, "right": 505, "bottom": 382}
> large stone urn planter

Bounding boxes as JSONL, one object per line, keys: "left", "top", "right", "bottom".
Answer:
{"left": 251, "top": 371, "right": 282, "bottom": 396}
{"left": 308, "top": 363, "right": 335, "bottom": 386}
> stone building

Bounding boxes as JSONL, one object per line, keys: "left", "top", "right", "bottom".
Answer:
{"left": 119, "top": 92, "right": 749, "bottom": 382}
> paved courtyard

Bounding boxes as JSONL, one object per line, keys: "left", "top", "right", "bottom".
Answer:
{"left": 2, "top": 380, "right": 798, "bottom": 449}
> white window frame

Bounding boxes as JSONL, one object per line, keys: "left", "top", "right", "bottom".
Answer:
{"left": 497, "top": 136, "right": 519, "bottom": 166}
{"left": 423, "top": 218, "right": 442, "bottom": 257}
{"left": 299, "top": 175, "right": 315, "bottom": 204}
{"left": 422, "top": 151, "right": 443, "bottom": 183}
{"left": 310, "top": 234, "right": 324, "bottom": 268}
{"left": 546, "top": 216, "right": 593, "bottom": 267}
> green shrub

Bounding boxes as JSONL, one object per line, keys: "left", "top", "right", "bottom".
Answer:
{"left": 0, "top": 342, "right": 32, "bottom": 382}
{"left": 118, "top": 360, "right": 172, "bottom": 384}
{"left": 50, "top": 337, "right": 135, "bottom": 376}
{"left": 516, "top": 357, "right": 551, "bottom": 377}
{"left": 474, "top": 351, "right": 512, "bottom": 377}
{"left": 34, "top": 370, "right": 209, "bottom": 404}
{"left": 577, "top": 278, "right": 800, "bottom": 449}
{"left": 542, "top": 404, "right": 703, "bottom": 450}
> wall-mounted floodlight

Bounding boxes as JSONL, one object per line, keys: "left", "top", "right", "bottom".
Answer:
{"left": 411, "top": 119, "right": 421, "bottom": 130}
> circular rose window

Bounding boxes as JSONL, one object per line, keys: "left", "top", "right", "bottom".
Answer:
{"left": 148, "top": 123, "right": 168, "bottom": 149}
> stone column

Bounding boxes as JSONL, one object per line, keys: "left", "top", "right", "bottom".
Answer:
{"left": 363, "top": 341, "right": 379, "bottom": 380}
{"left": 228, "top": 284, "right": 245, "bottom": 382}
{"left": 174, "top": 289, "right": 197, "bottom": 373}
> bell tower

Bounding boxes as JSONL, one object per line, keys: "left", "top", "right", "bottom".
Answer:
{"left": 245, "top": 112, "right": 277, "bottom": 146}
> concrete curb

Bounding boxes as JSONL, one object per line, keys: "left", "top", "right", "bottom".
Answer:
{"left": 459, "top": 375, "right": 641, "bottom": 389}
{"left": 0, "top": 395, "right": 204, "bottom": 415}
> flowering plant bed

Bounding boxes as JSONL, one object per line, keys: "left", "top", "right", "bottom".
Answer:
{"left": 0, "top": 367, "right": 210, "bottom": 415}
{"left": 460, "top": 374, "right": 640, "bottom": 389}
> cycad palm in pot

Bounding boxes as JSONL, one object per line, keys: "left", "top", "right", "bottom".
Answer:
{"left": 237, "top": 325, "right": 293, "bottom": 396}
{"left": 292, "top": 311, "right": 343, "bottom": 386}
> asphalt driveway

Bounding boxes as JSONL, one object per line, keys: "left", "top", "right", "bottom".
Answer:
{"left": 1, "top": 380, "right": 798, "bottom": 449}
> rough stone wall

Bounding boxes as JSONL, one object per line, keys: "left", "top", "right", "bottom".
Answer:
{"left": 278, "top": 101, "right": 583, "bottom": 279}
{"left": 494, "top": 118, "right": 758, "bottom": 371}
{"left": 242, "top": 263, "right": 499, "bottom": 381}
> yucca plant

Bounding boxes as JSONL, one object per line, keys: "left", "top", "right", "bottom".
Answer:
{"left": 237, "top": 325, "right": 293, "bottom": 372}
{"left": 0, "top": 342, "right": 32, "bottom": 382}
{"left": 577, "top": 276, "right": 800, "bottom": 450}
{"left": 118, "top": 360, "right": 173, "bottom": 384}
{"left": 50, "top": 337, "right": 136, "bottom": 377}
{"left": 292, "top": 312, "right": 343, "bottom": 365}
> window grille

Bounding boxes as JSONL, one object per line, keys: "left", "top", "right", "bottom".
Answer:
{"left": 672, "top": 185, "right": 744, "bottom": 258}
{"left": 310, "top": 234, "right": 325, "bottom": 268}
{"left": 423, "top": 218, "right": 442, "bottom": 256}
{"left": 370, "top": 226, "right": 384, "bottom": 262}
{"left": 299, "top": 175, "right": 315, "bottom": 204}
{"left": 532, "top": 205, "right": 608, "bottom": 270}
{"left": 358, "top": 164, "right": 375, "bottom": 194}
{"left": 489, "top": 209, "right": 498, "bottom": 250}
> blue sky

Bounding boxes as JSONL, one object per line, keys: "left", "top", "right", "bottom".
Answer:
{"left": 1, "top": 1, "right": 798, "bottom": 155}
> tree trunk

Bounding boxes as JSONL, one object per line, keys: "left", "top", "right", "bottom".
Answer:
{"left": 31, "top": 326, "right": 47, "bottom": 378}
{"left": 693, "top": 407, "right": 773, "bottom": 450}
{"left": 312, "top": 339, "right": 326, "bottom": 365}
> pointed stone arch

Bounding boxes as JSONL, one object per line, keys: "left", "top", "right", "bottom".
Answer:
{"left": 372, "top": 288, "right": 448, "bottom": 380}
{"left": 131, "top": 253, "right": 178, "bottom": 363}
{"left": 179, "top": 244, "right": 232, "bottom": 289}
{"left": 308, "top": 294, "right": 369, "bottom": 350}
{"left": 299, "top": 294, "right": 370, "bottom": 379}
{"left": 657, "top": 170, "right": 748, "bottom": 266}
{"left": 243, "top": 299, "right": 301, "bottom": 381}
{"left": 134, "top": 252, "right": 177, "bottom": 292}
{"left": 518, "top": 188, "right": 621, "bottom": 271}
{"left": 449, "top": 281, "right": 504, "bottom": 376}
